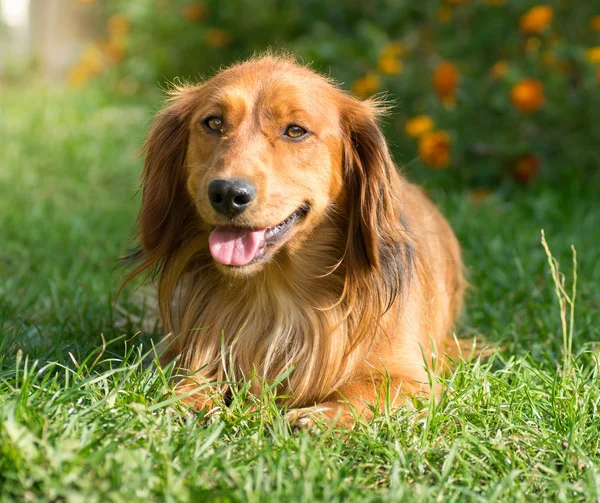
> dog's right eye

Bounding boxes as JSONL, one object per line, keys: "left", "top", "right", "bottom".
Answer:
{"left": 204, "top": 116, "right": 224, "bottom": 133}
{"left": 284, "top": 124, "right": 309, "bottom": 140}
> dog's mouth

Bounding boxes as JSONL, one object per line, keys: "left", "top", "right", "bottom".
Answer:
{"left": 208, "top": 205, "right": 309, "bottom": 267}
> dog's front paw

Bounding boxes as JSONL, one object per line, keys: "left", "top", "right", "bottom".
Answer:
{"left": 285, "top": 406, "right": 329, "bottom": 429}
{"left": 285, "top": 404, "right": 356, "bottom": 429}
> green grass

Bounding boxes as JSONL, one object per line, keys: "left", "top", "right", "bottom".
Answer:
{"left": 1, "top": 87, "right": 600, "bottom": 502}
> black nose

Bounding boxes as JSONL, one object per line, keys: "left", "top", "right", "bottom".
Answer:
{"left": 208, "top": 179, "right": 256, "bottom": 217}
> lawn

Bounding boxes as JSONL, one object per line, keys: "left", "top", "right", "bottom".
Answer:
{"left": 1, "top": 87, "right": 599, "bottom": 502}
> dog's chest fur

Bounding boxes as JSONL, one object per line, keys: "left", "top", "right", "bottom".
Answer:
{"left": 168, "top": 224, "right": 364, "bottom": 405}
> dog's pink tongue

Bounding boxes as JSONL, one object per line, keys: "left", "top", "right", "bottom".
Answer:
{"left": 208, "top": 227, "right": 266, "bottom": 266}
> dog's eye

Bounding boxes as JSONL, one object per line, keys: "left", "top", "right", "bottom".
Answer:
{"left": 284, "top": 125, "right": 307, "bottom": 139}
{"left": 204, "top": 116, "right": 224, "bottom": 133}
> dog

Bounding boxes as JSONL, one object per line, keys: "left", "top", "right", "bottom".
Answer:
{"left": 124, "top": 55, "right": 466, "bottom": 426}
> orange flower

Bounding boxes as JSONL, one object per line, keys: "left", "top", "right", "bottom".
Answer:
{"left": 351, "top": 73, "right": 380, "bottom": 97}
{"left": 586, "top": 47, "right": 600, "bottom": 64}
{"left": 380, "top": 42, "right": 407, "bottom": 59}
{"left": 513, "top": 154, "right": 540, "bottom": 184}
{"left": 491, "top": 61, "right": 508, "bottom": 79}
{"left": 432, "top": 61, "right": 459, "bottom": 102}
{"left": 182, "top": 3, "right": 206, "bottom": 22}
{"left": 107, "top": 14, "right": 129, "bottom": 38}
{"left": 67, "top": 64, "right": 90, "bottom": 88}
{"left": 105, "top": 39, "right": 126, "bottom": 63}
{"left": 80, "top": 44, "right": 104, "bottom": 76}
{"left": 436, "top": 6, "right": 453, "bottom": 23}
{"left": 378, "top": 43, "right": 406, "bottom": 75}
{"left": 511, "top": 79, "right": 545, "bottom": 113}
{"left": 520, "top": 6, "right": 553, "bottom": 34}
{"left": 405, "top": 115, "right": 435, "bottom": 138}
{"left": 590, "top": 16, "right": 600, "bottom": 32}
{"left": 419, "top": 131, "right": 451, "bottom": 169}
{"left": 204, "top": 28, "right": 231, "bottom": 48}
{"left": 378, "top": 56, "right": 404, "bottom": 75}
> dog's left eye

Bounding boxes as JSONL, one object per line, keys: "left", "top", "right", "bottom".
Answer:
{"left": 284, "top": 125, "right": 307, "bottom": 139}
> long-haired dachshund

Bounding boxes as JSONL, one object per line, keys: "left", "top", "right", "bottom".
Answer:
{"left": 124, "top": 55, "right": 466, "bottom": 426}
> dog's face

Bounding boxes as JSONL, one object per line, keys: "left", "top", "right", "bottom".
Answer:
{"left": 136, "top": 57, "right": 401, "bottom": 281}
{"left": 184, "top": 65, "right": 345, "bottom": 274}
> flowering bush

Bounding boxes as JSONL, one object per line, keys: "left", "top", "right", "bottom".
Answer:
{"left": 73, "top": 0, "right": 600, "bottom": 186}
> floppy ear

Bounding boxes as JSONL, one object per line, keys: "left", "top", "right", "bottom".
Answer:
{"left": 136, "top": 87, "right": 200, "bottom": 265}
{"left": 341, "top": 97, "right": 408, "bottom": 274}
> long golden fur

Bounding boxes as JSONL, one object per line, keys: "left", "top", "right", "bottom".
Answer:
{"left": 124, "top": 56, "right": 466, "bottom": 426}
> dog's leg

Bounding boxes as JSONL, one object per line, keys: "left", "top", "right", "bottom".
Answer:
{"left": 286, "top": 375, "right": 433, "bottom": 429}
{"left": 169, "top": 374, "right": 225, "bottom": 414}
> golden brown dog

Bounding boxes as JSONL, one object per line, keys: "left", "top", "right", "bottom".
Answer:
{"left": 124, "top": 55, "right": 465, "bottom": 426}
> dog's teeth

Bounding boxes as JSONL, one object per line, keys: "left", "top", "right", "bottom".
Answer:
{"left": 263, "top": 208, "right": 305, "bottom": 244}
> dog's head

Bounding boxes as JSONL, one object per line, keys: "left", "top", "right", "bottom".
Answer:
{"left": 134, "top": 56, "right": 404, "bottom": 281}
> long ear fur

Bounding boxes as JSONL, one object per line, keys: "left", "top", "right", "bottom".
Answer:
{"left": 122, "top": 86, "right": 200, "bottom": 285}
{"left": 341, "top": 97, "right": 414, "bottom": 315}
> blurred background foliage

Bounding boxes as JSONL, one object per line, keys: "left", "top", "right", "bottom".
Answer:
{"left": 12, "top": 0, "right": 600, "bottom": 188}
